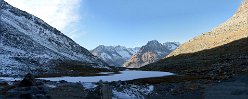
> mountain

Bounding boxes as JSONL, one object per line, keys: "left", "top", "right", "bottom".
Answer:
{"left": 124, "top": 40, "right": 180, "bottom": 68}
{"left": 0, "top": 0, "right": 108, "bottom": 76}
{"left": 91, "top": 45, "right": 140, "bottom": 66}
{"left": 167, "top": 0, "right": 248, "bottom": 58}
{"left": 142, "top": 0, "right": 248, "bottom": 77}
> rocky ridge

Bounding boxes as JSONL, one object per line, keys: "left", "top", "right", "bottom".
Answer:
{"left": 91, "top": 45, "right": 140, "bottom": 66}
{"left": 0, "top": 0, "right": 108, "bottom": 76}
{"left": 124, "top": 40, "right": 180, "bottom": 68}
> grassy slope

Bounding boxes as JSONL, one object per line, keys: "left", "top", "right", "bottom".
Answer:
{"left": 35, "top": 60, "right": 120, "bottom": 77}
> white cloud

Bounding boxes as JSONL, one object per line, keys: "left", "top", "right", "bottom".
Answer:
{"left": 5, "top": 0, "right": 82, "bottom": 32}
{"left": 69, "top": 29, "right": 88, "bottom": 39}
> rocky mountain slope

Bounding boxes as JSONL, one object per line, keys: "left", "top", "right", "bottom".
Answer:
{"left": 91, "top": 45, "right": 140, "bottom": 66}
{"left": 142, "top": 0, "right": 248, "bottom": 77}
{"left": 124, "top": 40, "right": 180, "bottom": 68}
{"left": 167, "top": 0, "right": 248, "bottom": 58}
{"left": 0, "top": 0, "right": 108, "bottom": 76}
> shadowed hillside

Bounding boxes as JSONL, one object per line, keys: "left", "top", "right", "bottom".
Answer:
{"left": 142, "top": 36, "right": 248, "bottom": 78}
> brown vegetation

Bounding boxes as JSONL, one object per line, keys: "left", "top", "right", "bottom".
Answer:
{"left": 167, "top": 0, "right": 248, "bottom": 58}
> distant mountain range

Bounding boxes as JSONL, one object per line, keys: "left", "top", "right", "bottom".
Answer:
{"left": 124, "top": 40, "right": 180, "bottom": 68}
{"left": 0, "top": 0, "right": 108, "bottom": 76}
{"left": 91, "top": 40, "right": 180, "bottom": 67}
{"left": 91, "top": 45, "right": 140, "bottom": 66}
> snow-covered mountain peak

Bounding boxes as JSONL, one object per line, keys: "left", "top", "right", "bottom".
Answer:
{"left": 91, "top": 45, "right": 140, "bottom": 66}
{"left": 163, "top": 42, "right": 180, "bottom": 50}
{"left": 146, "top": 40, "right": 161, "bottom": 46}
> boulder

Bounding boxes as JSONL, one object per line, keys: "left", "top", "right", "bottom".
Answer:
{"left": 19, "top": 73, "right": 36, "bottom": 87}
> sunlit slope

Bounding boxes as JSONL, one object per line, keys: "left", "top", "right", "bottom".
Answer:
{"left": 142, "top": 0, "right": 248, "bottom": 76}
{"left": 167, "top": 0, "right": 248, "bottom": 58}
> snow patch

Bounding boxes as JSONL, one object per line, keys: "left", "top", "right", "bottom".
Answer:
{"left": 101, "top": 52, "right": 112, "bottom": 59}
{"left": 81, "top": 82, "right": 98, "bottom": 89}
{"left": 112, "top": 85, "right": 154, "bottom": 99}
{"left": 44, "top": 84, "right": 57, "bottom": 88}
{"left": 117, "top": 50, "right": 132, "bottom": 59}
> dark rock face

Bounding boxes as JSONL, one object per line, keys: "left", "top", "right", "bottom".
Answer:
{"left": 0, "top": 0, "right": 108, "bottom": 76}
{"left": 47, "top": 83, "right": 88, "bottom": 99}
{"left": 19, "top": 73, "right": 36, "bottom": 87}
{"left": 6, "top": 85, "right": 50, "bottom": 99}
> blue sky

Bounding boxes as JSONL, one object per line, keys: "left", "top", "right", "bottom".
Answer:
{"left": 6, "top": 0, "right": 243, "bottom": 50}
{"left": 77, "top": 0, "right": 242, "bottom": 49}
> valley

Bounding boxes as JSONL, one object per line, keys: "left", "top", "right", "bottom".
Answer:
{"left": 1, "top": 0, "right": 248, "bottom": 99}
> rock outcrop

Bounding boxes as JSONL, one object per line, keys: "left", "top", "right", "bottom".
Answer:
{"left": 3, "top": 73, "right": 50, "bottom": 99}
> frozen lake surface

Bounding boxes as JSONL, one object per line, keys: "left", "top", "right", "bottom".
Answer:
{"left": 0, "top": 77, "right": 21, "bottom": 81}
{"left": 38, "top": 71, "right": 174, "bottom": 83}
